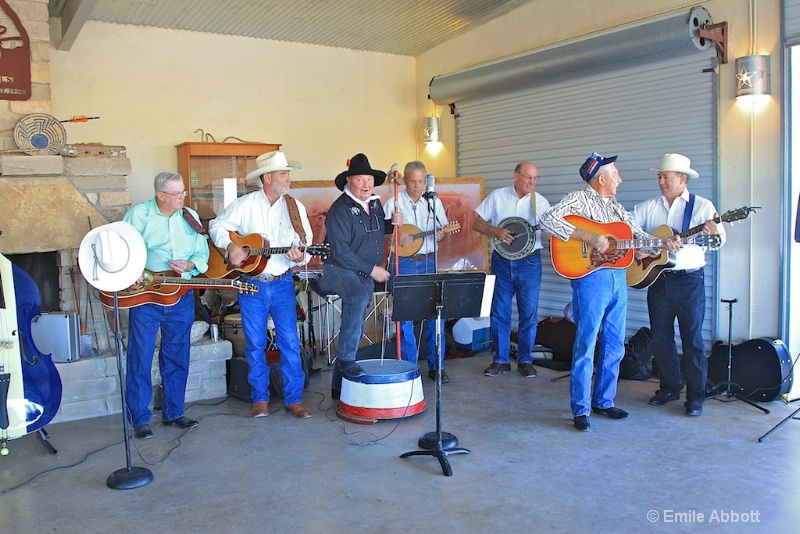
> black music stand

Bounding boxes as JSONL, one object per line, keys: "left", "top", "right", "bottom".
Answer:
{"left": 706, "top": 298, "right": 769, "bottom": 414}
{"left": 395, "top": 272, "right": 493, "bottom": 476}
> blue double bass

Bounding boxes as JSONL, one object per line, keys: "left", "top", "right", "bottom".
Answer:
{"left": 0, "top": 252, "right": 62, "bottom": 455}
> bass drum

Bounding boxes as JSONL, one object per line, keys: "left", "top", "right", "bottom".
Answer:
{"left": 494, "top": 217, "right": 536, "bottom": 260}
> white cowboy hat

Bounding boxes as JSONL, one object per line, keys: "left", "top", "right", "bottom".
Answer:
{"left": 245, "top": 150, "right": 303, "bottom": 184}
{"left": 650, "top": 153, "right": 699, "bottom": 179}
{"left": 78, "top": 221, "right": 147, "bottom": 292}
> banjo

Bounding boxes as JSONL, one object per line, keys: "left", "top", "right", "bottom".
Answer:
{"left": 493, "top": 217, "right": 541, "bottom": 260}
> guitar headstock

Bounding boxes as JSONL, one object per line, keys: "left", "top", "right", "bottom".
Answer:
{"left": 445, "top": 222, "right": 462, "bottom": 235}
{"left": 720, "top": 206, "right": 759, "bottom": 224}
{"left": 693, "top": 234, "right": 722, "bottom": 249}
{"left": 233, "top": 279, "right": 259, "bottom": 294}
{"left": 314, "top": 243, "right": 331, "bottom": 260}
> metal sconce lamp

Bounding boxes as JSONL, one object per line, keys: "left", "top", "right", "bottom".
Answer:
{"left": 735, "top": 55, "right": 770, "bottom": 98}
{"left": 423, "top": 116, "right": 440, "bottom": 143}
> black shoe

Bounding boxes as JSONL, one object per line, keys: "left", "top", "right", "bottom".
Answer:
{"left": 649, "top": 390, "right": 680, "bottom": 406}
{"left": 573, "top": 415, "right": 590, "bottom": 431}
{"left": 331, "top": 389, "right": 340, "bottom": 400}
{"left": 685, "top": 403, "right": 703, "bottom": 416}
{"left": 163, "top": 416, "right": 199, "bottom": 428}
{"left": 134, "top": 425, "right": 153, "bottom": 439}
{"left": 591, "top": 406, "right": 629, "bottom": 419}
{"left": 341, "top": 361, "right": 365, "bottom": 378}
{"left": 427, "top": 369, "right": 450, "bottom": 384}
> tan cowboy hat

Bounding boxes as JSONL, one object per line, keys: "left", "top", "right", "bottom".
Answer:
{"left": 245, "top": 150, "right": 303, "bottom": 184}
{"left": 650, "top": 153, "right": 699, "bottom": 179}
{"left": 78, "top": 221, "right": 147, "bottom": 292}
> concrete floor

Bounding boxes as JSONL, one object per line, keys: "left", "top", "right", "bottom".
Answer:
{"left": 2, "top": 352, "right": 798, "bottom": 533}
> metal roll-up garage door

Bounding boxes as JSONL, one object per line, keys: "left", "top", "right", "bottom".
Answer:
{"left": 437, "top": 9, "right": 720, "bottom": 345}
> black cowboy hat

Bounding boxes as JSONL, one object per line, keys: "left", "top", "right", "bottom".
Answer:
{"left": 334, "top": 153, "right": 387, "bottom": 191}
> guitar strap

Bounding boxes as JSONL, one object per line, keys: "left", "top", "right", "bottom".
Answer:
{"left": 284, "top": 194, "right": 308, "bottom": 244}
{"left": 182, "top": 208, "right": 228, "bottom": 262}
{"left": 682, "top": 194, "right": 696, "bottom": 232}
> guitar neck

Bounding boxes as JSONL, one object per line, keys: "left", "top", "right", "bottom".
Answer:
{"left": 155, "top": 277, "right": 240, "bottom": 289}
{"left": 249, "top": 245, "right": 315, "bottom": 256}
{"left": 616, "top": 235, "right": 698, "bottom": 250}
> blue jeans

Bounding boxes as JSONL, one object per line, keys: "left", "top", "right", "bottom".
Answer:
{"left": 393, "top": 255, "right": 445, "bottom": 370}
{"left": 323, "top": 263, "right": 374, "bottom": 392}
{"left": 126, "top": 291, "right": 194, "bottom": 427}
{"left": 489, "top": 251, "right": 542, "bottom": 365}
{"left": 238, "top": 274, "right": 306, "bottom": 405}
{"left": 647, "top": 269, "right": 706, "bottom": 404}
{"left": 570, "top": 269, "right": 627, "bottom": 417}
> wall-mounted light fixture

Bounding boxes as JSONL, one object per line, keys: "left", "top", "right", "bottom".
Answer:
{"left": 735, "top": 54, "right": 770, "bottom": 98}
{"left": 422, "top": 116, "right": 440, "bottom": 143}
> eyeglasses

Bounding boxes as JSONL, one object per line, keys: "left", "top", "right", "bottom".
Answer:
{"left": 518, "top": 173, "right": 538, "bottom": 181}
{"left": 160, "top": 190, "right": 187, "bottom": 198}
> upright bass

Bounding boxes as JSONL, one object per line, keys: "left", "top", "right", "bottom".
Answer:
{"left": 0, "top": 251, "right": 62, "bottom": 455}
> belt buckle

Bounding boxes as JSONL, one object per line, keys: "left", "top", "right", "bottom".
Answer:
{"left": 257, "top": 273, "right": 275, "bottom": 282}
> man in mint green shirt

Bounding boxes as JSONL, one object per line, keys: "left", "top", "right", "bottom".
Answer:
{"left": 122, "top": 172, "right": 209, "bottom": 439}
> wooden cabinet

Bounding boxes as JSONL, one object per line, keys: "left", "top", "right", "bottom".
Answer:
{"left": 176, "top": 142, "right": 281, "bottom": 226}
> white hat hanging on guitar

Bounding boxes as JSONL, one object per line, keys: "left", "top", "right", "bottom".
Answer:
{"left": 78, "top": 221, "right": 147, "bottom": 292}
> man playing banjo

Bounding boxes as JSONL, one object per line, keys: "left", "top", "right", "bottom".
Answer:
{"left": 473, "top": 161, "right": 551, "bottom": 378}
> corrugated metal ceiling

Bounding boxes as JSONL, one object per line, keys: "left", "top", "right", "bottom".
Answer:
{"left": 50, "top": 0, "right": 535, "bottom": 56}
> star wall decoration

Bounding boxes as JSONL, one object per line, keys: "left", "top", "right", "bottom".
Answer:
{"left": 736, "top": 65, "right": 756, "bottom": 90}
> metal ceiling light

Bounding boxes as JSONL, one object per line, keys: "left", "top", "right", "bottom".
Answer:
{"left": 423, "top": 116, "right": 440, "bottom": 143}
{"left": 735, "top": 54, "right": 770, "bottom": 97}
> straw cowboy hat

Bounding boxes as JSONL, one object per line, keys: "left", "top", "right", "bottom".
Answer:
{"left": 78, "top": 221, "right": 147, "bottom": 292}
{"left": 245, "top": 150, "right": 303, "bottom": 184}
{"left": 650, "top": 153, "right": 699, "bottom": 179}
{"left": 334, "top": 153, "right": 387, "bottom": 191}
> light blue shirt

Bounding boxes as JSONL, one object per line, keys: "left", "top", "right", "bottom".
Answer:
{"left": 123, "top": 199, "right": 209, "bottom": 279}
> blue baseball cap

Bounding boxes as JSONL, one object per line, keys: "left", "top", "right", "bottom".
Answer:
{"left": 579, "top": 152, "right": 618, "bottom": 182}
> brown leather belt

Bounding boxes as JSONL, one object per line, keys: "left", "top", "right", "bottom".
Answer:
{"left": 408, "top": 252, "right": 435, "bottom": 261}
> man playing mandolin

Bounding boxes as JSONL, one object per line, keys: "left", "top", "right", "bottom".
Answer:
{"left": 209, "top": 150, "right": 313, "bottom": 419}
{"left": 473, "top": 161, "right": 550, "bottom": 379}
{"left": 383, "top": 161, "right": 452, "bottom": 382}
{"left": 123, "top": 172, "right": 210, "bottom": 439}
{"left": 633, "top": 153, "right": 725, "bottom": 417}
{"left": 539, "top": 152, "right": 682, "bottom": 432}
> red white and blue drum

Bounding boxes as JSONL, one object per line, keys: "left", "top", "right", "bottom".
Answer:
{"left": 337, "top": 359, "right": 426, "bottom": 420}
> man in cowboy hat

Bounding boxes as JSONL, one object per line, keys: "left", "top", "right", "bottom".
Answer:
{"left": 209, "top": 150, "right": 313, "bottom": 419}
{"left": 473, "top": 160, "right": 550, "bottom": 380}
{"left": 321, "top": 153, "right": 402, "bottom": 398}
{"left": 123, "top": 172, "right": 210, "bottom": 439}
{"left": 634, "top": 153, "right": 725, "bottom": 417}
{"left": 539, "top": 152, "right": 682, "bottom": 432}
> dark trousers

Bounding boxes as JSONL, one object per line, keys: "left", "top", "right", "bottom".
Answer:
{"left": 647, "top": 269, "right": 707, "bottom": 405}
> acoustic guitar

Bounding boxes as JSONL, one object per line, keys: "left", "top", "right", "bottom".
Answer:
{"left": 206, "top": 231, "right": 331, "bottom": 279}
{"left": 626, "top": 206, "right": 759, "bottom": 289}
{"left": 396, "top": 222, "right": 461, "bottom": 257}
{"left": 99, "top": 271, "right": 258, "bottom": 309}
{"left": 550, "top": 215, "right": 721, "bottom": 280}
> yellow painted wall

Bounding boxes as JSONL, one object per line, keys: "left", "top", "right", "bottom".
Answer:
{"left": 50, "top": 22, "right": 417, "bottom": 204}
{"left": 415, "top": 0, "right": 782, "bottom": 341}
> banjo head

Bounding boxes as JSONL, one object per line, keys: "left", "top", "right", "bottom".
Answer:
{"left": 494, "top": 217, "right": 536, "bottom": 260}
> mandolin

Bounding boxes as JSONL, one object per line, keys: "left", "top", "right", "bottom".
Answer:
{"left": 99, "top": 270, "right": 258, "bottom": 309}
{"left": 396, "top": 222, "right": 461, "bottom": 257}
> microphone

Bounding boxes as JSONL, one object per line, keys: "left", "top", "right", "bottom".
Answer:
{"left": 423, "top": 174, "right": 436, "bottom": 199}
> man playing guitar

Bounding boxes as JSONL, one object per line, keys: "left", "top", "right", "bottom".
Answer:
{"left": 633, "top": 153, "right": 725, "bottom": 417}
